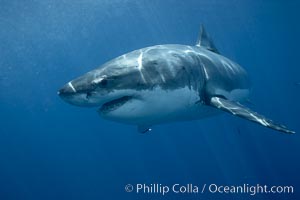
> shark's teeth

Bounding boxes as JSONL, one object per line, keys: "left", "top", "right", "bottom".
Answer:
{"left": 99, "top": 96, "right": 133, "bottom": 114}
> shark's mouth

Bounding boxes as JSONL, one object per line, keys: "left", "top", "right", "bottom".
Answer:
{"left": 99, "top": 96, "right": 133, "bottom": 114}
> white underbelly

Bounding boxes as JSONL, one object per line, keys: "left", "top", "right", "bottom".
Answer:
{"left": 100, "top": 86, "right": 219, "bottom": 125}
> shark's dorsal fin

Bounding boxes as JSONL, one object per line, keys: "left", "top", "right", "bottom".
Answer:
{"left": 209, "top": 96, "right": 295, "bottom": 134}
{"left": 196, "top": 25, "right": 219, "bottom": 54}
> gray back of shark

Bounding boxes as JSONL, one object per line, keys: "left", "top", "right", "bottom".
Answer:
{"left": 58, "top": 26, "right": 295, "bottom": 134}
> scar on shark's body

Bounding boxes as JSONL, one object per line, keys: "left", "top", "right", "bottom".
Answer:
{"left": 58, "top": 25, "right": 295, "bottom": 134}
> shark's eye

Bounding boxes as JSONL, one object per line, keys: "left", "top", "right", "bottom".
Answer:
{"left": 100, "top": 79, "right": 108, "bottom": 86}
{"left": 92, "top": 76, "right": 108, "bottom": 87}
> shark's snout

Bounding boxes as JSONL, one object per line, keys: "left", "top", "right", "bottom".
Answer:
{"left": 57, "top": 81, "right": 89, "bottom": 107}
{"left": 58, "top": 78, "right": 107, "bottom": 107}
{"left": 58, "top": 82, "right": 77, "bottom": 96}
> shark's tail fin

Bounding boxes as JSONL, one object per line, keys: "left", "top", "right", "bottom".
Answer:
{"left": 196, "top": 25, "right": 219, "bottom": 54}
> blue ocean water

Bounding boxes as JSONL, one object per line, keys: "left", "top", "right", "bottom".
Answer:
{"left": 0, "top": 0, "right": 299, "bottom": 199}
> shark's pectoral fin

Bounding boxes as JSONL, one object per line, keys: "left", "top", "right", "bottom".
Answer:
{"left": 137, "top": 125, "right": 152, "bottom": 134}
{"left": 209, "top": 97, "right": 295, "bottom": 134}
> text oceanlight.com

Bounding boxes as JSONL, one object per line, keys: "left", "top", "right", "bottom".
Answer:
{"left": 124, "top": 183, "right": 294, "bottom": 196}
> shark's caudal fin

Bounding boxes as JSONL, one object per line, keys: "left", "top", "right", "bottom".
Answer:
{"left": 195, "top": 25, "right": 219, "bottom": 54}
{"left": 209, "top": 97, "right": 295, "bottom": 134}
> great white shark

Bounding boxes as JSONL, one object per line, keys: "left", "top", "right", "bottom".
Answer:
{"left": 58, "top": 26, "right": 295, "bottom": 134}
